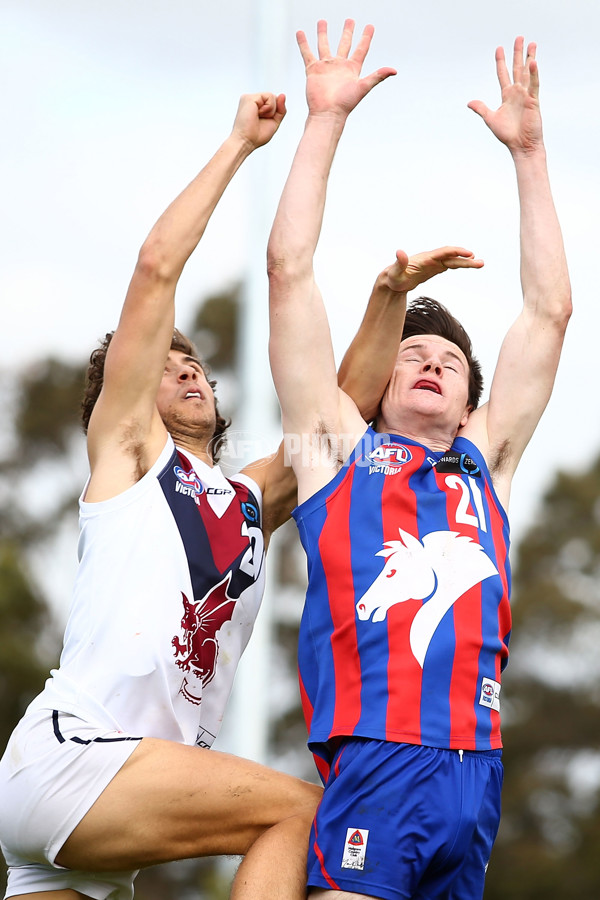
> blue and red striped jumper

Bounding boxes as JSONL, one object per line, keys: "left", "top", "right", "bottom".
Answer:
{"left": 292, "top": 427, "right": 511, "bottom": 781}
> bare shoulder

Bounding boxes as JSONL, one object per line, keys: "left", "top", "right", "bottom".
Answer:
{"left": 458, "top": 404, "right": 489, "bottom": 457}
{"left": 460, "top": 403, "right": 511, "bottom": 475}
{"left": 240, "top": 444, "right": 297, "bottom": 545}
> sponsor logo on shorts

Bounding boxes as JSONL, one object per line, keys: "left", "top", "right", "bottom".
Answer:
{"left": 479, "top": 676, "right": 501, "bottom": 712}
{"left": 367, "top": 443, "right": 412, "bottom": 476}
{"left": 341, "top": 827, "right": 369, "bottom": 870}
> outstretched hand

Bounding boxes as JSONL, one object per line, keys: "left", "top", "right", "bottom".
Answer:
{"left": 231, "top": 92, "right": 287, "bottom": 150}
{"left": 383, "top": 246, "right": 484, "bottom": 293}
{"left": 468, "top": 37, "right": 543, "bottom": 156}
{"left": 297, "top": 19, "right": 396, "bottom": 119}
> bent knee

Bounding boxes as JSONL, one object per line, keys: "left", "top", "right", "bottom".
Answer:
{"left": 295, "top": 779, "right": 322, "bottom": 809}
{"left": 275, "top": 779, "right": 322, "bottom": 824}
{"left": 237, "top": 779, "right": 321, "bottom": 854}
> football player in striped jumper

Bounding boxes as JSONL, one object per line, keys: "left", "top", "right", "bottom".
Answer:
{"left": 268, "top": 19, "right": 571, "bottom": 900}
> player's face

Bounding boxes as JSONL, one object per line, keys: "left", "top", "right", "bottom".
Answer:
{"left": 156, "top": 350, "right": 217, "bottom": 433}
{"left": 381, "top": 334, "right": 471, "bottom": 432}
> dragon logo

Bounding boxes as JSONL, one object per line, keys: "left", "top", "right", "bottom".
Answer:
{"left": 172, "top": 574, "right": 237, "bottom": 704}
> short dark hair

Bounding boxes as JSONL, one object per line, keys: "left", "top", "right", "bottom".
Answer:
{"left": 81, "top": 328, "right": 230, "bottom": 462}
{"left": 401, "top": 296, "right": 483, "bottom": 409}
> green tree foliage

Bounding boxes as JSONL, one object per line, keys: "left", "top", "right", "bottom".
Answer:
{"left": 0, "top": 542, "right": 54, "bottom": 749}
{"left": 0, "top": 358, "right": 85, "bottom": 544}
{"left": 484, "top": 459, "right": 600, "bottom": 899}
{"left": 191, "top": 284, "right": 240, "bottom": 371}
{"left": 0, "top": 356, "right": 83, "bottom": 712}
{"left": 0, "top": 360, "right": 81, "bottom": 895}
{"left": 15, "top": 358, "right": 86, "bottom": 461}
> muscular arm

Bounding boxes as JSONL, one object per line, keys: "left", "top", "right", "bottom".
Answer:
{"left": 339, "top": 247, "right": 485, "bottom": 421}
{"left": 87, "top": 93, "right": 286, "bottom": 500}
{"left": 463, "top": 39, "right": 571, "bottom": 501}
{"left": 267, "top": 20, "right": 395, "bottom": 502}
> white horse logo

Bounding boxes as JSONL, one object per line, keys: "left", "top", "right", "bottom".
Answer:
{"left": 356, "top": 529, "right": 498, "bottom": 667}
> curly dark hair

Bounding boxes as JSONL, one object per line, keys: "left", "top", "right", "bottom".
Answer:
{"left": 81, "top": 328, "right": 230, "bottom": 462}
{"left": 401, "top": 296, "right": 483, "bottom": 410}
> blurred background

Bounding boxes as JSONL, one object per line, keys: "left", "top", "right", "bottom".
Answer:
{"left": 1, "top": 1, "right": 599, "bottom": 897}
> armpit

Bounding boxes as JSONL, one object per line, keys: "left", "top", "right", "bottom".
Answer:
{"left": 118, "top": 422, "right": 149, "bottom": 483}
{"left": 488, "top": 438, "right": 511, "bottom": 479}
{"left": 315, "top": 420, "right": 346, "bottom": 467}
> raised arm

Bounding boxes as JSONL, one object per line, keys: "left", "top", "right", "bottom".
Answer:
{"left": 268, "top": 20, "right": 395, "bottom": 499}
{"left": 87, "top": 93, "right": 285, "bottom": 496}
{"left": 254, "top": 243, "right": 485, "bottom": 537}
{"left": 339, "top": 246, "right": 485, "bottom": 421}
{"left": 464, "top": 38, "right": 571, "bottom": 498}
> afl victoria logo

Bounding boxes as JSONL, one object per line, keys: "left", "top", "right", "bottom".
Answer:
{"left": 368, "top": 442, "right": 412, "bottom": 468}
{"left": 174, "top": 466, "right": 204, "bottom": 495}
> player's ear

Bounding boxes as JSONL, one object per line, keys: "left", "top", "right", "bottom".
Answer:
{"left": 459, "top": 405, "right": 472, "bottom": 428}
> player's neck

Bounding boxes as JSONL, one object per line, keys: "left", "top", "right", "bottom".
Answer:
{"left": 375, "top": 412, "right": 458, "bottom": 454}
{"left": 169, "top": 431, "right": 215, "bottom": 467}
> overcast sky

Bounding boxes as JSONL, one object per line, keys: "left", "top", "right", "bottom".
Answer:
{"left": 1, "top": 0, "right": 598, "bottom": 548}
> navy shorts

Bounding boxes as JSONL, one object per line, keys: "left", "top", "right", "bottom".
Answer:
{"left": 307, "top": 738, "right": 503, "bottom": 900}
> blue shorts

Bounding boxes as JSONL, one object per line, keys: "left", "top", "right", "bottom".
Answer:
{"left": 307, "top": 738, "right": 503, "bottom": 900}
